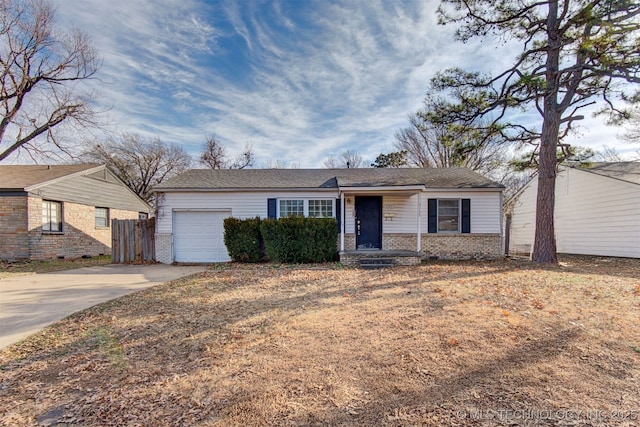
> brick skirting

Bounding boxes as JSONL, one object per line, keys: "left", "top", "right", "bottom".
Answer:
{"left": 341, "top": 233, "right": 502, "bottom": 261}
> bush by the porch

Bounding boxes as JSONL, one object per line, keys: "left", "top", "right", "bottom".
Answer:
{"left": 260, "top": 217, "right": 338, "bottom": 263}
{"left": 223, "top": 217, "right": 263, "bottom": 262}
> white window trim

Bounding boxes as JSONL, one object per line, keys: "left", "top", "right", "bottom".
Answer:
{"left": 277, "top": 198, "right": 336, "bottom": 218}
{"left": 42, "top": 200, "right": 63, "bottom": 233}
{"left": 437, "top": 198, "right": 461, "bottom": 233}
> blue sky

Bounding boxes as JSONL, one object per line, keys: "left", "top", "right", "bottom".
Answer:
{"left": 55, "top": 0, "right": 635, "bottom": 168}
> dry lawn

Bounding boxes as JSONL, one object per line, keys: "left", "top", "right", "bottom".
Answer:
{"left": 0, "top": 256, "right": 112, "bottom": 280}
{"left": 1, "top": 256, "right": 639, "bottom": 426}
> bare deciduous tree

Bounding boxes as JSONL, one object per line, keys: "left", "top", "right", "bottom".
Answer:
{"left": 262, "top": 159, "right": 299, "bottom": 169}
{"left": 82, "top": 133, "right": 192, "bottom": 204}
{"left": 323, "top": 150, "right": 364, "bottom": 168}
{"left": 199, "top": 135, "right": 254, "bottom": 169}
{"left": 394, "top": 107, "right": 506, "bottom": 177}
{"left": 0, "top": 0, "right": 101, "bottom": 162}
{"left": 200, "top": 136, "right": 226, "bottom": 169}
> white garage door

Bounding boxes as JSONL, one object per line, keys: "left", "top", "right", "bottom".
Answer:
{"left": 173, "top": 211, "right": 231, "bottom": 263}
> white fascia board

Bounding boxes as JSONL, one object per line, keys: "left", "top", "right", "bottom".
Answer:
{"left": 426, "top": 187, "right": 504, "bottom": 193}
{"left": 338, "top": 185, "right": 425, "bottom": 193}
{"left": 154, "top": 187, "right": 339, "bottom": 193}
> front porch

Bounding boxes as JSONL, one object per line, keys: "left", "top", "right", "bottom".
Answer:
{"left": 339, "top": 250, "right": 424, "bottom": 267}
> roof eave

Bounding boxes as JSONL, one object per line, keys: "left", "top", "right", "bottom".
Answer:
{"left": 339, "top": 185, "right": 425, "bottom": 193}
{"left": 153, "top": 187, "right": 340, "bottom": 193}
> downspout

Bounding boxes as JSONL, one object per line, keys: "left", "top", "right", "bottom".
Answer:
{"left": 417, "top": 192, "right": 422, "bottom": 252}
{"left": 340, "top": 191, "right": 345, "bottom": 252}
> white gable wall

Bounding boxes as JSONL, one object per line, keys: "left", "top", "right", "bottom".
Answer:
{"left": 509, "top": 167, "right": 640, "bottom": 258}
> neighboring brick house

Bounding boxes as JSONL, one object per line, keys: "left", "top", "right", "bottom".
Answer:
{"left": 153, "top": 168, "right": 505, "bottom": 265}
{"left": 0, "top": 164, "right": 151, "bottom": 261}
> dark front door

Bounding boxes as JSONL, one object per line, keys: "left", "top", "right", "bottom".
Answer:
{"left": 355, "top": 196, "right": 382, "bottom": 250}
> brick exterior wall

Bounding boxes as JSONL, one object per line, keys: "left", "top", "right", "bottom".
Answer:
{"left": 340, "top": 232, "right": 502, "bottom": 261}
{"left": 0, "top": 195, "right": 141, "bottom": 261}
{"left": 383, "top": 233, "right": 418, "bottom": 251}
{"left": 422, "top": 233, "right": 502, "bottom": 260}
{"left": 155, "top": 233, "right": 173, "bottom": 264}
{"left": 343, "top": 234, "right": 355, "bottom": 250}
{"left": 0, "top": 195, "right": 29, "bottom": 260}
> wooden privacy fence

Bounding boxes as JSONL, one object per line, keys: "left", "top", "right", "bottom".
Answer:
{"left": 111, "top": 218, "right": 156, "bottom": 263}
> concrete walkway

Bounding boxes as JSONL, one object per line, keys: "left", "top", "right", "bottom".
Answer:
{"left": 0, "top": 264, "right": 207, "bottom": 349}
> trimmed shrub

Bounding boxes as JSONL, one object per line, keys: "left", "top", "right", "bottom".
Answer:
{"left": 260, "top": 217, "right": 338, "bottom": 263}
{"left": 223, "top": 217, "right": 263, "bottom": 262}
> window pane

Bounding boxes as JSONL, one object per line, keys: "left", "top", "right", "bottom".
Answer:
{"left": 42, "top": 201, "right": 62, "bottom": 232}
{"left": 438, "top": 216, "right": 459, "bottom": 231}
{"left": 309, "top": 200, "right": 333, "bottom": 218}
{"left": 95, "top": 207, "right": 109, "bottom": 227}
{"left": 279, "top": 200, "right": 304, "bottom": 217}
{"left": 52, "top": 202, "right": 61, "bottom": 231}
{"left": 42, "top": 203, "right": 50, "bottom": 231}
{"left": 438, "top": 199, "right": 459, "bottom": 232}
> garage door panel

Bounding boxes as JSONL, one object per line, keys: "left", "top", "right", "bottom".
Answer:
{"left": 174, "top": 211, "right": 231, "bottom": 263}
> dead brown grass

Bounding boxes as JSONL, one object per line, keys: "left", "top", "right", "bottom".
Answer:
{"left": 0, "top": 256, "right": 112, "bottom": 279}
{"left": 1, "top": 255, "right": 639, "bottom": 426}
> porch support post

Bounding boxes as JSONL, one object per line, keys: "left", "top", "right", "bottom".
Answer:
{"left": 417, "top": 192, "right": 422, "bottom": 252}
{"left": 340, "top": 191, "right": 345, "bottom": 252}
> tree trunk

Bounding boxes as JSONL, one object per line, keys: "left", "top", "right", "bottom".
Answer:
{"left": 531, "top": 0, "right": 559, "bottom": 264}
{"left": 532, "top": 114, "right": 558, "bottom": 263}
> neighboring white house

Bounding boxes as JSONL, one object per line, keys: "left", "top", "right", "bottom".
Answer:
{"left": 153, "top": 168, "right": 504, "bottom": 265}
{"left": 507, "top": 162, "right": 640, "bottom": 258}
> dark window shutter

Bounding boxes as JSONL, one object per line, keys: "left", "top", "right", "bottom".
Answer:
{"left": 267, "top": 198, "right": 277, "bottom": 219}
{"left": 461, "top": 198, "right": 471, "bottom": 233}
{"left": 336, "top": 198, "right": 342, "bottom": 232}
{"left": 427, "top": 198, "right": 437, "bottom": 233}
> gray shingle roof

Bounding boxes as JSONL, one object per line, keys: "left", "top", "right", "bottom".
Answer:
{"left": 0, "top": 164, "right": 101, "bottom": 190}
{"left": 573, "top": 162, "right": 640, "bottom": 185}
{"left": 154, "top": 168, "right": 504, "bottom": 191}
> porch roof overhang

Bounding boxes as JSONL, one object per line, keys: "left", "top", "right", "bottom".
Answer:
{"left": 338, "top": 185, "right": 425, "bottom": 195}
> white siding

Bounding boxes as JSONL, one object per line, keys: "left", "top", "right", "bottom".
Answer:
{"left": 158, "top": 190, "right": 502, "bottom": 237}
{"left": 329, "top": 191, "right": 501, "bottom": 235}
{"left": 157, "top": 191, "right": 339, "bottom": 234}
{"left": 422, "top": 191, "right": 502, "bottom": 234}
{"left": 508, "top": 178, "right": 537, "bottom": 255}
{"left": 383, "top": 195, "right": 419, "bottom": 234}
{"left": 509, "top": 168, "right": 640, "bottom": 258}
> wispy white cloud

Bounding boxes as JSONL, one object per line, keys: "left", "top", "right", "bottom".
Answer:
{"left": 55, "top": 0, "right": 631, "bottom": 168}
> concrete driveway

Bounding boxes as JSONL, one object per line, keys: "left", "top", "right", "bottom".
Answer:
{"left": 0, "top": 264, "right": 207, "bottom": 349}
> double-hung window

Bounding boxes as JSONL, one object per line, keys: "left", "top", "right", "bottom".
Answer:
{"left": 279, "top": 200, "right": 304, "bottom": 217}
{"left": 42, "top": 200, "right": 62, "bottom": 232}
{"left": 308, "top": 200, "right": 333, "bottom": 218}
{"left": 95, "top": 207, "right": 110, "bottom": 227}
{"left": 278, "top": 199, "right": 334, "bottom": 218}
{"left": 428, "top": 198, "right": 470, "bottom": 234}
{"left": 438, "top": 199, "right": 460, "bottom": 232}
